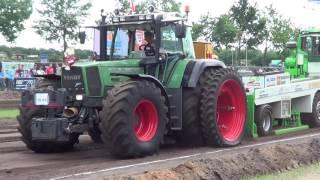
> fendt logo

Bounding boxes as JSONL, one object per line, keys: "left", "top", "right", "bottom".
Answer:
{"left": 64, "top": 75, "right": 81, "bottom": 81}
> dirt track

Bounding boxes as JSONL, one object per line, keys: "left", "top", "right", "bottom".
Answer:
{"left": 0, "top": 91, "right": 20, "bottom": 108}
{"left": 1, "top": 117, "right": 320, "bottom": 180}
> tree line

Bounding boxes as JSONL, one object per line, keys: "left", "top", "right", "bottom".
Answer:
{"left": 1, "top": 0, "right": 299, "bottom": 65}
{"left": 192, "top": 0, "right": 299, "bottom": 65}
{"left": 0, "top": 45, "right": 92, "bottom": 62}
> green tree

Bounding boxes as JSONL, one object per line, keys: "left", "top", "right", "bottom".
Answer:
{"left": 230, "top": 0, "right": 266, "bottom": 64}
{"left": 271, "top": 17, "right": 299, "bottom": 59}
{"left": 192, "top": 14, "right": 238, "bottom": 50}
{"left": 34, "top": 0, "right": 92, "bottom": 54}
{"left": 0, "top": 0, "right": 32, "bottom": 42}
{"left": 212, "top": 14, "right": 238, "bottom": 49}
{"left": 118, "top": 0, "right": 131, "bottom": 13}
{"left": 134, "top": 0, "right": 181, "bottom": 13}
{"left": 262, "top": 5, "right": 299, "bottom": 60}
{"left": 191, "top": 13, "right": 215, "bottom": 41}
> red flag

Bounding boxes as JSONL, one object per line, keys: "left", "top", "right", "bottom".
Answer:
{"left": 130, "top": 0, "right": 136, "bottom": 12}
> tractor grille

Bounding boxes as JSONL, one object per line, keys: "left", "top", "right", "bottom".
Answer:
{"left": 62, "top": 67, "right": 85, "bottom": 94}
{"left": 86, "top": 67, "right": 101, "bottom": 96}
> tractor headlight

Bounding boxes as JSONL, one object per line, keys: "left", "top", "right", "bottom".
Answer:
{"left": 112, "top": 17, "right": 120, "bottom": 23}
{"left": 146, "top": 14, "right": 154, "bottom": 20}
{"left": 139, "top": 15, "right": 146, "bottom": 20}
{"left": 76, "top": 94, "right": 83, "bottom": 101}
{"left": 120, "top": 16, "right": 126, "bottom": 22}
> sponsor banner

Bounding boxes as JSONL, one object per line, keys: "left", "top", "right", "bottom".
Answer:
{"left": 242, "top": 76, "right": 265, "bottom": 91}
{"left": 14, "top": 77, "right": 36, "bottom": 90}
{"left": 265, "top": 74, "right": 277, "bottom": 87}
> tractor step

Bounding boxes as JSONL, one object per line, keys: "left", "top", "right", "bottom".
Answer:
{"left": 166, "top": 89, "right": 182, "bottom": 130}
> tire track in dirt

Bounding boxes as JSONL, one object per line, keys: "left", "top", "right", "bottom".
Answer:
{"left": 52, "top": 132, "right": 320, "bottom": 180}
{"left": 0, "top": 100, "right": 19, "bottom": 109}
{"left": 1, "top": 124, "right": 320, "bottom": 180}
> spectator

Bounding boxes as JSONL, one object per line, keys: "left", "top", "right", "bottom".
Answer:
{"left": 17, "top": 64, "right": 26, "bottom": 77}
{"left": 30, "top": 64, "right": 37, "bottom": 76}
{"left": 6, "top": 66, "right": 16, "bottom": 90}
{"left": 56, "top": 64, "right": 62, "bottom": 75}
{"left": 36, "top": 66, "right": 45, "bottom": 75}
{"left": 46, "top": 64, "right": 54, "bottom": 75}
{"left": 52, "top": 63, "right": 57, "bottom": 74}
{"left": 0, "top": 68, "right": 6, "bottom": 91}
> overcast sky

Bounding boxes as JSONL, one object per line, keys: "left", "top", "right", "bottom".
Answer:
{"left": 1, "top": 0, "right": 320, "bottom": 51}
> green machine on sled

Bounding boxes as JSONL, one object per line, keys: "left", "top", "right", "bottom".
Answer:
{"left": 243, "top": 28, "right": 320, "bottom": 138}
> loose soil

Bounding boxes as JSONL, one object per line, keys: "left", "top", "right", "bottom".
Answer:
{"left": 0, "top": 91, "right": 20, "bottom": 109}
{"left": 0, "top": 91, "right": 20, "bottom": 100}
{"left": 0, "top": 118, "right": 18, "bottom": 130}
{"left": 110, "top": 138, "right": 320, "bottom": 180}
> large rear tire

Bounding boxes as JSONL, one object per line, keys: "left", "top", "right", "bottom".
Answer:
{"left": 200, "top": 68, "right": 246, "bottom": 147}
{"left": 17, "top": 79, "right": 79, "bottom": 153}
{"left": 175, "top": 88, "right": 203, "bottom": 146}
{"left": 99, "top": 80, "right": 168, "bottom": 158}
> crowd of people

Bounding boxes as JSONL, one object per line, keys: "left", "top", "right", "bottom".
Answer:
{"left": 0, "top": 63, "right": 62, "bottom": 91}
{"left": 0, "top": 67, "right": 15, "bottom": 91}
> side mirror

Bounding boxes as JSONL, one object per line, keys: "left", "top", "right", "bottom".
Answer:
{"left": 286, "top": 42, "right": 297, "bottom": 49}
{"left": 79, "top": 31, "right": 86, "bottom": 44}
{"left": 175, "top": 24, "right": 186, "bottom": 38}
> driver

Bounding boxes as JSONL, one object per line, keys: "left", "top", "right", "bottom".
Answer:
{"left": 141, "top": 31, "right": 155, "bottom": 56}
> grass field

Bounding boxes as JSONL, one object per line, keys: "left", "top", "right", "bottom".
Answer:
{"left": 249, "top": 162, "right": 320, "bottom": 180}
{"left": 0, "top": 109, "right": 19, "bottom": 119}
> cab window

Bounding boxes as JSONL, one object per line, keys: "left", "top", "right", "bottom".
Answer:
{"left": 160, "top": 24, "right": 183, "bottom": 53}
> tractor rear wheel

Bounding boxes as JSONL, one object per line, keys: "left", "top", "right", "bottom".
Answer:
{"left": 175, "top": 88, "right": 203, "bottom": 146}
{"left": 200, "top": 68, "right": 246, "bottom": 146}
{"left": 99, "top": 80, "right": 168, "bottom": 158}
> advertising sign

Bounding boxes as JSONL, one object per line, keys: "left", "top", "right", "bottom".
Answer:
{"left": 106, "top": 30, "right": 129, "bottom": 56}
{"left": 40, "top": 53, "right": 49, "bottom": 63}
{"left": 265, "top": 74, "right": 277, "bottom": 87}
{"left": 242, "top": 76, "right": 265, "bottom": 91}
{"left": 15, "top": 78, "right": 36, "bottom": 90}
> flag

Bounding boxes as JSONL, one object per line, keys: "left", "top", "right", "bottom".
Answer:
{"left": 130, "top": 0, "right": 136, "bottom": 12}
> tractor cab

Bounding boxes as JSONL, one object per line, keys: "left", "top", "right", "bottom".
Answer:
{"left": 79, "top": 11, "right": 195, "bottom": 77}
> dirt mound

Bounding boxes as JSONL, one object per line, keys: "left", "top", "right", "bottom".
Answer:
{"left": 110, "top": 139, "right": 320, "bottom": 180}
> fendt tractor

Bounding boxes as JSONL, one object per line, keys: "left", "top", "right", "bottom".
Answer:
{"left": 17, "top": 8, "right": 247, "bottom": 158}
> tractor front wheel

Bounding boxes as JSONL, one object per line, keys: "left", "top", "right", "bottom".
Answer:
{"left": 200, "top": 68, "right": 246, "bottom": 147}
{"left": 99, "top": 80, "right": 168, "bottom": 158}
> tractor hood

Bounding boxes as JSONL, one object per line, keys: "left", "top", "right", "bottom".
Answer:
{"left": 62, "top": 59, "right": 144, "bottom": 97}
{"left": 73, "top": 59, "right": 144, "bottom": 75}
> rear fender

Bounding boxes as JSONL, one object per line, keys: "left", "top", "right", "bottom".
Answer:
{"left": 182, "top": 59, "right": 226, "bottom": 87}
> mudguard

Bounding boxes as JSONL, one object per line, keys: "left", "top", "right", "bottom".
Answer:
{"left": 182, "top": 59, "right": 226, "bottom": 87}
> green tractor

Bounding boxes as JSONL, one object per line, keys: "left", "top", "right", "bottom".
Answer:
{"left": 17, "top": 10, "right": 246, "bottom": 158}
{"left": 285, "top": 28, "right": 320, "bottom": 79}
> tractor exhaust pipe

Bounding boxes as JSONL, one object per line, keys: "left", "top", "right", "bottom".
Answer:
{"left": 63, "top": 107, "right": 79, "bottom": 118}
